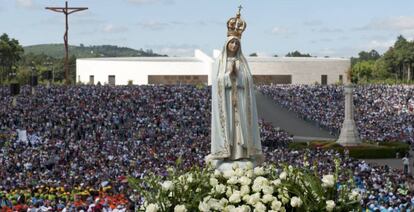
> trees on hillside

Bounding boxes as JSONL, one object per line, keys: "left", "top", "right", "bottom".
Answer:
{"left": 372, "top": 36, "right": 414, "bottom": 83}
{"left": 352, "top": 35, "right": 414, "bottom": 83}
{"left": 285, "top": 51, "right": 311, "bottom": 57}
{"left": 352, "top": 60, "right": 375, "bottom": 83}
{"left": 0, "top": 33, "right": 24, "bottom": 84}
{"left": 393, "top": 36, "right": 414, "bottom": 82}
{"left": 358, "top": 50, "right": 380, "bottom": 61}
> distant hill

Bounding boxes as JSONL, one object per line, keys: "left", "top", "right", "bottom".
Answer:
{"left": 23, "top": 44, "right": 167, "bottom": 58}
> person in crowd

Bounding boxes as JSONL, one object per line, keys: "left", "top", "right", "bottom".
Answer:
{"left": 403, "top": 155, "right": 410, "bottom": 175}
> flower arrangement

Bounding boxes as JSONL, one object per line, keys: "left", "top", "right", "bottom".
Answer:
{"left": 129, "top": 159, "right": 361, "bottom": 212}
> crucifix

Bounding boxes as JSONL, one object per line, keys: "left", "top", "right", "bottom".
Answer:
{"left": 235, "top": 5, "right": 243, "bottom": 28}
{"left": 46, "top": 1, "right": 88, "bottom": 85}
{"left": 238, "top": 5, "right": 243, "bottom": 13}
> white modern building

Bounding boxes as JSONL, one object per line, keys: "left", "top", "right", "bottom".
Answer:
{"left": 76, "top": 49, "right": 350, "bottom": 85}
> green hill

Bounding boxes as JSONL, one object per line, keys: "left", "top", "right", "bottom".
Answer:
{"left": 23, "top": 44, "right": 167, "bottom": 58}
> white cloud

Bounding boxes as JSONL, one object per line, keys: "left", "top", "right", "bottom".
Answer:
{"left": 399, "top": 29, "right": 414, "bottom": 39}
{"left": 359, "top": 16, "right": 414, "bottom": 31}
{"left": 145, "top": 44, "right": 199, "bottom": 56}
{"left": 322, "top": 39, "right": 395, "bottom": 57}
{"left": 159, "top": 47, "right": 194, "bottom": 56}
{"left": 318, "top": 48, "right": 337, "bottom": 56}
{"left": 270, "top": 26, "right": 295, "bottom": 39}
{"left": 102, "top": 24, "right": 128, "bottom": 33}
{"left": 364, "top": 39, "right": 395, "bottom": 51}
{"left": 310, "top": 46, "right": 361, "bottom": 58}
{"left": 16, "top": 0, "right": 33, "bottom": 8}
{"left": 256, "top": 52, "right": 273, "bottom": 57}
{"left": 271, "top": 27, "right": 289, "bottom": 35}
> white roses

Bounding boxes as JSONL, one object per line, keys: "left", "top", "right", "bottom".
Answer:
{"left": 174, "top": 205, "right": 187, "bottom": 212}
{"left": 146, "top": 203, "right": 159, "bottom": 212}
{"left": 326, "top": 200, "right": 336, "bottom": 212}
{"left": 253, "top": 167, "right": 265, "bottom": 176}
{"left": 322, "top": 175, "right": 335, "bottom": 188}
{"left": 290, "top": 196, "right": 303, "bottom": 208}
{"left": 229, "top": 191, "right": 242, "bottom": 203}
{"left": 161, "top": 181, "right": 174, "bottom": 191}
{"left": 210, "top": 177, "right": 219, "bottom": 186}
{"left": 279, "top": 171, "right": 287, "bottom": 180}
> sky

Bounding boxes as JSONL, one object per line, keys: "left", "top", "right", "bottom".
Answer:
{"left": 1, "top": 0, "right": 414, "bottom": 58}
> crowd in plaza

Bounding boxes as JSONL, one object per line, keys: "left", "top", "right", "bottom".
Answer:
{"left": 0, "top": 85, "right": 291, "bottom": 211}
{"left": 258, "top": 84, "right": 414, "bottom": 143}
{"left": 0, "top": 85, "right": 413, "bottom": 211}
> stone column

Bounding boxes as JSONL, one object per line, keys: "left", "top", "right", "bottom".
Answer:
{"left": 337, "top": 84, "right": 361, "bottom": 146}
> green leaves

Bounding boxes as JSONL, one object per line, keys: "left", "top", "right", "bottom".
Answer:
{"left": 352, "top": 35, "right": 414, "bottom": 83}
{"left": 0, "top": 33, "right": 24, "bottom": 84}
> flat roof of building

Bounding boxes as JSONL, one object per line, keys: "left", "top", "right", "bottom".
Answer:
{"left": 77, "top": 57, "right": 203, "bottom": 62}
{"left": 77, "top": 55, "right": 349, "bottom": 63}
{"left": 246, "top": 57, "right": 349, "bottom": 62}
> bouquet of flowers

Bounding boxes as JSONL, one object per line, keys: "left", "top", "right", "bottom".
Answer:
{"left": 129, "top": 158, "right": 361, "bottom": 212}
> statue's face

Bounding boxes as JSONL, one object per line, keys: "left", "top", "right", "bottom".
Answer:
{"left": 227, "top": 39, "right": 240, "bottom": 55}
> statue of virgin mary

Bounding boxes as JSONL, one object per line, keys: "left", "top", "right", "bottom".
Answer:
{"left": 207, "top": 8, "right": 264, "bottom": 168}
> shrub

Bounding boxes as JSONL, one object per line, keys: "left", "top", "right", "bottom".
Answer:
{"left": 288, "top": 142, "right": 308, "bottom": 150}
{"left": 288, "top": 141, "right": 409, "bottom": 159}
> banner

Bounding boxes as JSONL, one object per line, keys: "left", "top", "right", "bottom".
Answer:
{"left": 17, "top": 129, "right": 28, "bottom": 144}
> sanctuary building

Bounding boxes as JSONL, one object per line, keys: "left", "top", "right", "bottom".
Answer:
{"left": 76, "top": 49, "right": 350, "bottom": 85}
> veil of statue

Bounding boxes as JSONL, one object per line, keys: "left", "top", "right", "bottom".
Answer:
{"left": 206, "top": 6, "right": 264, "bottom": 171}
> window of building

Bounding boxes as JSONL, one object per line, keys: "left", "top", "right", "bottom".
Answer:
{"left": 108, "top": 75, "right": 115, "bottom": 86}
{"left": 148, "top": 75, "right": 208, "bottom": 85}
{"left": 339, "top": 75, "right": 343, "bottom": 84}
{"left": 89, "top": 75, "right": 94, "bottom": 85}
{"left": 321, "top": 75, "right": 328, "bottom": 85}
{"left": 252, "top": 75, "right": 292, "bottom": 85}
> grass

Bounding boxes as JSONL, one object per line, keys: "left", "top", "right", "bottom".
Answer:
{"left": 288, "top": 140, "right": 409, "bottom": 159}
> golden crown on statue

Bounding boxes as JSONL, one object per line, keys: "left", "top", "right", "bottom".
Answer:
{"left": 227, "top": 5, "right": 246, "bottom": 39}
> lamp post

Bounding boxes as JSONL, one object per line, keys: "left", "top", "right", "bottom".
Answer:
{"left": 30, "top": 62, "right": 37, "bottom": 95}
{"left": 44, "top": 61, "right": 53, "bottom": 88}
{"left": 9, "top": 67, "right": 18, "bottom": 107}
{"left": 0, "top": 52, "right": 2, "bottom": 85}
{"left": 395, "top": 73, "right": 398, "bottom": 84}
{"left": 9, "top": 67, "right": 16, "bottom": 80}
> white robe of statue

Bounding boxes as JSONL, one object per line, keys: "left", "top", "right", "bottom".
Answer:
{"left": 208, "top": 36, "right": 264, "bottom": 163}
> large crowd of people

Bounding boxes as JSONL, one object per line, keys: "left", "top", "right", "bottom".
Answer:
{"left": 258, "top": 84, "right": 414, "bottom": 143}
{"left": 0, "top": 84, "right": 413, "bottom": 211}
{"left": 0, "top": 85, "right": 291, "bottom": 211}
